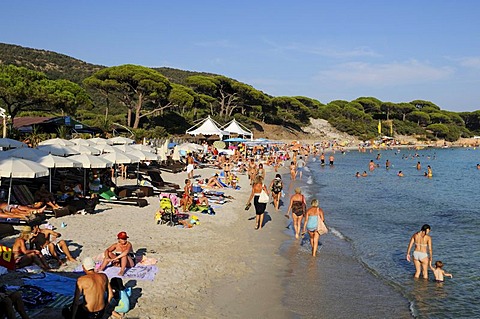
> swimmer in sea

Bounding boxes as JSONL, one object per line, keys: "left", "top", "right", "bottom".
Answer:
{"left": 361, "top": 171, "right": 368, "bottom": 177}
{"left": 397, "top": 171, "right": 404, "bottom": 177}
{"left": 355, "top": 172, "right": 360, "bottom": 178}
{"left": 417, "top": 161, "right": 421, "bottom": 170}
{"left": 427, "top": 165, "right": 432, "bottom": 178}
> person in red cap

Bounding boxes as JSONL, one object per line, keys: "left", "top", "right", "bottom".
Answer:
{"left": 98, "top": 231, "right": 135, "bottom": 276}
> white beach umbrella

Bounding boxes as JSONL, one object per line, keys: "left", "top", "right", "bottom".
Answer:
{"left": 91, "top": 144, "right": 117, "bottom": 154}
{"left": 112, "top": 145, "right": 136, "bottom": 153}
{"left": 70, "top": 145, "right": 101, "bottom": 155}
{"left": 35, "top": 154, "right": 82, "bottom": 191}
{"left": 70, "top": 138, "right": 93, "bottom": 146}
{"left": 37, "top": 145, "right": 80, "bottom": 157}
{"left": 70, "top": 154, "right": 113, "bottom": 196}
{"left": 130, "top": 144, "right": 156, "bottom": 152}
{"left": 69, "top": 154, "right": 112, "bottom": 169}
{"left": 109, "top": 136, "right": 134, "bottom": 145}
{"left": 101, "top": 151, "right": 140, "bottom": 185}
{"left": 171, "top": 146, "right": 181, "bottom": 161}
{"left": 0, "top": 158, "right": 49, "bottom": 204}
{"left": 0, "top": 147, "right": 48, "bottom": 160}
{"left": 0, "top": 138, "right": 27, "bottom": 149}
{"left": 129, "top": 150, "right": 158, "bottom": 161}
{"left": 88, "top": 137, "right": 113, "bottom": 145}
{"left": 177, "top": 142, "right": 203, "bottom": 153}
{"left": 38, "top": 138, "right": 75, "bottom": 146}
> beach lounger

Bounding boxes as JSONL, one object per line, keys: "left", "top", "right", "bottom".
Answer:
{"left": 99, "top": 197, "right": 149, "bottom": 207}
{"left": 11, "top": 185, "right": 70, "bottom": 217}
{"left": 147, "top": 171, "right": 180, "bottom": 190}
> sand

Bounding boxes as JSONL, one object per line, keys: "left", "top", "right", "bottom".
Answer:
{"left": 2, "top": 160, "right": 412, "bottom": 318}
{"left": 2, "top": 164, "right": 293, "bottom": 318}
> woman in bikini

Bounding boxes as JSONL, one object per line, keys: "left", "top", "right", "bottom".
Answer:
{"left": 406, "top": 224, "right": 432, "bottom": 279}
{"left": 302, "top": 199, "right": 325, "bottom": 256}
{"left": 286, "top": 187, "right": 306, "bottom": 239}
{"left": 12, "top": 228, "right": 50, "bottom": 270}
{"left": 289, "top": 161, "right": 297, "bottom": 181}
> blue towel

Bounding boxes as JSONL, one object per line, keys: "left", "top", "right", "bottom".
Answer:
{"left": 23, "top": 273, "right": 76, "bottom": 296}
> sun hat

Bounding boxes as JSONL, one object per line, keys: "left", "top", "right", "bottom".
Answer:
{"left": 82, "top": 257, "right": 96, "bottom": 271}
{"left": 117, "top": 231, "right": 129, "bottom": 240}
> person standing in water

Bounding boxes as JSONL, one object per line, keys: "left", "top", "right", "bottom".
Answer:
{"left": 302, "top": 199, "right": 326, "bottom": 257}
{"left": 285, "top": 187, "right": 306, "bottom": 239}
{"left": 406, "top": 224, "right": 433, "bottom": 279}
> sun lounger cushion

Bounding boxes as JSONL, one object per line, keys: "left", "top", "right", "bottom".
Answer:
{"left": 12, "top": 185, "right": 36, "bottom": 206}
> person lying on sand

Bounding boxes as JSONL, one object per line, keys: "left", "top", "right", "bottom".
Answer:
{"left": 0, "top": 202, "right": 46, "bottom": 218}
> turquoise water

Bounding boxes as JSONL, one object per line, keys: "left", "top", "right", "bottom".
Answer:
{"left": 283, "top": 147, "right": 480, "bottom": 318}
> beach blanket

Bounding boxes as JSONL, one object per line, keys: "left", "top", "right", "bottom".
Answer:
{"left": 73, "top": 263, "right": 158, "bottom": 281}
{"left": 73, "top": 255, "right": 158, "bottom": 281}
{"left": 23, "top": 272, "right": 76, "bottom": 296}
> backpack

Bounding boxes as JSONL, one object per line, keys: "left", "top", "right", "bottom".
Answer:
{"left": 271, "top": 179, "right": 282, "bottom": 193}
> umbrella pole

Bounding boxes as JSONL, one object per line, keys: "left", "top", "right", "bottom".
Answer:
{"left": 84, "top": 169, "right": 87, "bottom": 197}
{"left": 7, "top": 177, "right": 12, "bottom": 205}
{"left": 136, "top": 162, "right": 139, "bottom": 185}
{"left": 115, "top": 163, "right": 118, "bottom": 186}
{"left": 49, "top": 168, "right": 52, "bottom": 192}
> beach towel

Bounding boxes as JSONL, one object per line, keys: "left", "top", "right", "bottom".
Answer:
{"left": 73, "top": 263, "right": 158, "bottom": 281}
{"left": 23, "top": 272, "right": 76, "bottom": 296}
{"left": 74, "top": 256, "right": 158, "bottom": 281}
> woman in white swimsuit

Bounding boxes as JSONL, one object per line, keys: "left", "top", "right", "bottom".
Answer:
{"left": 406, "top": 224, "right": 432, "bottom": 279}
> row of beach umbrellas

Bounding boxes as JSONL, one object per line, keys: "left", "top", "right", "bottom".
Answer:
{"left": 0, "top": 137, "right": 158, "bottom": 204}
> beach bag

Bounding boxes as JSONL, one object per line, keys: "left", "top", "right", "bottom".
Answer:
{"left": 317, "top": 219, "right": 328, "bottom": 235}
{"left": 271, "top": 179, "right": 282, "bottom": 193}
{"left": 258, "top": 188, "right": 269, "bottom": 203}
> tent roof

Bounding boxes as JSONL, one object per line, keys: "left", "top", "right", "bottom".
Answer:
{"left": 221, "top": 119, "right": 253, "bottom": 137}
{"left": 186, "top": 116, "right": 229, "bottom": 137}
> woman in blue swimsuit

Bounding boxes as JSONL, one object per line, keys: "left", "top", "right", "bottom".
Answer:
{"left": 406, "top": 224, "right": 432, "bottom": 279}
{"left": 302, "top": 199, "right": 325, "bottom": 257}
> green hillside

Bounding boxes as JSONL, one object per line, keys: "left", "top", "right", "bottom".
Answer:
{"left": 1, "top": 42, "right": 480, "bottom": 142}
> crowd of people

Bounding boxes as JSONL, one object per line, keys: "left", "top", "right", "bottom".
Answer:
{"left": 1, "top": 139, "right": 454, "bottom": 318}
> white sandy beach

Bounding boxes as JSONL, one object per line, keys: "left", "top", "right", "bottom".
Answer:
{"left": 2, "top": 164, "right": 292, "bottom": 318}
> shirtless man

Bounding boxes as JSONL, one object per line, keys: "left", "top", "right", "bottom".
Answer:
{"left": 70, "top": 257, "right": 112, "bottom": 319}
{"left": 98, "top": 232, "right": 135, "bottom": 276}
{"left": 186, "top": 153, "right": 195, "bottom": 179}
{"left": 30, "top": 225, "right": 76, "bottom": 265}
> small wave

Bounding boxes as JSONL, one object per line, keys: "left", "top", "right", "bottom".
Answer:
{"left": 306, "top": 176, "right": 313, "bottom": 184}
{"left": 304, "top": 166, "right": 311, "bottom": 172}
{"left": 329, "top": 227, "right": 346, "bottom": 240}
{"left": 311, "top": 157, "right": 317, "bottom": 162}
{"left": 409, "top": 301, "right": 418, "bottom": 318}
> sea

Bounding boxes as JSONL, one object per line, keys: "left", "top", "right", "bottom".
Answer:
{"left": 279, "top": 147, "right": 480, "bottom": 319}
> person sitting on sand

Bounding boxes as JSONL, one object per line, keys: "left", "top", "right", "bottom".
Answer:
{"left": 65, "top": 257, "right": 112, "bottom": 319}
{"left": 34, "top": 184, "right": 62, "bottom": 209}
{"left": 98, "top": 232, "right": 135, "bottom": 276}
{"left": 30, "top": 224, "right": 76, "bottom": 266}
{"left": 12, "top": 227, "right": 50, "bottom": 271}
{"left": 205, "top": 174, "right": 224, "bottom": 189}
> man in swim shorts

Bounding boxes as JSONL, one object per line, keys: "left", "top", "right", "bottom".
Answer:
{"left": 186, "top": 153, "right": 195, "bottom": 179}
{"left": 67, "top": 257, "right": 112, "bottom": 319}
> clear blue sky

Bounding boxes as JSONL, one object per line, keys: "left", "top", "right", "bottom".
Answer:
{"left": 2, "top": 0, "right": 480, "bottom": 112}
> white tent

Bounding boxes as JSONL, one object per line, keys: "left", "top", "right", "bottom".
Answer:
{"left": 221, "top": 118, "right": 253, "bottom": 139}
{"left": 186, "top": 116, "right": 229, "bottom": 139}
